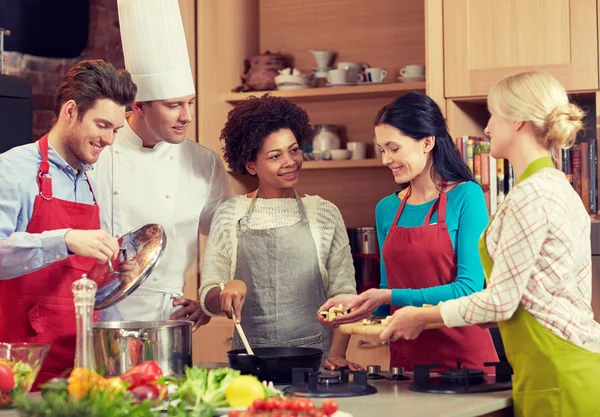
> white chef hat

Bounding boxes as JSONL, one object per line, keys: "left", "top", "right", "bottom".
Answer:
{"left": 117, "top": 0, "right": 195, "bottom": 102}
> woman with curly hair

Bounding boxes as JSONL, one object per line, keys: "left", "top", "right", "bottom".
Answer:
{"left": 198, "top": 95, "right": 362, "bottom": 371}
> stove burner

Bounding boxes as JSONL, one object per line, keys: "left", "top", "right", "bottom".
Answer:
{"left": 283, "top": 367, "right": 378, "bottom": 398}
{"left": 317, "top": 374, "right": 341, "bottom": 385}
{"left": 410, "top": 361, "right": 513, "bottom": 394}
{"left": 387, "top": 366, "right": 410, "bottom": 381}
{"left": 366, "top": 365, "right": 386, "bottom": 380}
{"left": 440, "top": 362, "right": 485, "bottom": 385}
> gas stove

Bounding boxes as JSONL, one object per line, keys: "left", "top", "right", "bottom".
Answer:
{"left": 283, "top": 367, "right": 378, "bottom": 398}
{"left": 409, "top": 361, "right": 513, "bottom": 394}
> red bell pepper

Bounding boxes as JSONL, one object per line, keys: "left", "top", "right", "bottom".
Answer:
{"left": 119, "top": 361, "right": 163, "bottom": 390}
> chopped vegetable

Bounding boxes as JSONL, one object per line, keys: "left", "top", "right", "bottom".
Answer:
{"left": 236, "top": 397, "right": 341, "bottom": 416}
{"left": 320, "top": 304, "right": 350, "bottom": 322}
{"left": 0, "top": 358, "right": 36, "bottom": 407}
{"left": 202, "top": 367, "right": 241, "bottom": 407}
{"left": 0, "top": 362, "right": 15, "bottom": 394}
{"left": 119, "top": 361, "right": 163, "bottom": 390}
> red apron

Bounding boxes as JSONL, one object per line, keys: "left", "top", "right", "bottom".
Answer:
{"left": 0, "top": 135, "right": 101, "bottom": 389}
{"left": 383, "top": 183, "right": 498, "bottom": 372}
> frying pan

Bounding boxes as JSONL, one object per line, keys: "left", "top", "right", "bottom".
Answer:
{"left": 227, "top": 347, "right": 322, "bottom": 383}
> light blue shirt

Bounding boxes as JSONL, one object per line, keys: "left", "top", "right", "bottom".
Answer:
{"left": 0, "top": 140, "right": 96, "bottom": 280}
{"left": 373, "top": 181, "right": 489, "bottom": 316}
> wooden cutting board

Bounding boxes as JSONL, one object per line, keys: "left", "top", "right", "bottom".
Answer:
{"left": 339, "top": 320, "right": 445, "bottom": 336}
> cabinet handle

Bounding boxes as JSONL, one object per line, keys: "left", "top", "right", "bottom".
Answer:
{"left": 358, "top": 339, "right": 389, "bottom": 348}
{"left": 225, "top": 336, "right": 233, "bottom": 342}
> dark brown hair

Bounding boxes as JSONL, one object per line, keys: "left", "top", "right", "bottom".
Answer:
{"left": 220, "top": 94, "right": 313, "bottom": 175}
{"left": 52, "top": 59, "right": 137, "bottom": 123}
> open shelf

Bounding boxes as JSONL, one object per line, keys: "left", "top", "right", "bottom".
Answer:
{"left": 302, "top": 159, "right": 384, "bottom": 170}
{"left": 223, "top": 82, "right": 426, "bottom": 103}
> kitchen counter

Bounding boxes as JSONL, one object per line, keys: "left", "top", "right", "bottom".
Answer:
{"left": 308, "top": 377, "right": 512, "bottom": 417}
{"left": 0, "top": 364, "right": 513, "bottom": 417}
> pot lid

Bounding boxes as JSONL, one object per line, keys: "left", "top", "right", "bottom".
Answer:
{"left": 89, "top": 224, "right": 167, "bottom": 310}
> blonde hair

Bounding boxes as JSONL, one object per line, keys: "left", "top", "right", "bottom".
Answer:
{"left": 487, "top": 71, "right": 584, "bottom": 151}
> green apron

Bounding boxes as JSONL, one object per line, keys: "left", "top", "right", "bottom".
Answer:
{"left": 478, "top": 156, "right": 600, "bottom": 417}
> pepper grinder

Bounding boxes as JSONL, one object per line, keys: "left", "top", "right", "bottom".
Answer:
{"left": 72, "top": 273, "right": 97, "bottom": 370}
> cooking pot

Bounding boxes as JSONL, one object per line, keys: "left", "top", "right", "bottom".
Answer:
{"left": 227, "top": 347, "right": 322, "bottom": 383}
{"left": 93, "top": 320, "right": 192, "bottom": 377}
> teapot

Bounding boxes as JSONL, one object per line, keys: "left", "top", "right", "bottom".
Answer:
{"left": 235, "top": 51, "right": 287, "bottom": 92}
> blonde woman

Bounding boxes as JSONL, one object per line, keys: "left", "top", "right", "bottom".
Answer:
{"left": 380, "top": 71, "right": 600, "bottom": 416}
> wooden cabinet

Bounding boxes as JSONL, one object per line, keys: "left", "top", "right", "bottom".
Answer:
{"left": 192, "top": 316, "right": 234, "bottom": 364}
{"left": 443, "top": 0, "right": 598, "bottom": 98}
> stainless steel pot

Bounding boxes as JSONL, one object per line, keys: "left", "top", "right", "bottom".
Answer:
{"left": 93, "top": 320, "right": 192, "bottom": 377}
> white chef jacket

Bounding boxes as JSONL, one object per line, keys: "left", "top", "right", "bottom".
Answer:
{"left": 89, "top": 120, "right": 233, "bottom": 321}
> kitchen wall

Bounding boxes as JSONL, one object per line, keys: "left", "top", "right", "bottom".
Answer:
{"left": 3, "top": 0, "right": 124, "bottom": 141}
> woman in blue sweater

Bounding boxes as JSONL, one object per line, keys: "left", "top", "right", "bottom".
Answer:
{"left": 320, "top": 92, "right": 498, "bottom": 371}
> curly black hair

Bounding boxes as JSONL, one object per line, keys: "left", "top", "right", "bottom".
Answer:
{"left": 220, "top": 94, "right": 314, "bottom": 175}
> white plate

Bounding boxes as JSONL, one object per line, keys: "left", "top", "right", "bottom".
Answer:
{"left": 214, "top": 406, "right": 246, "bottom": 416}
{"left": 398, "top": 76, "right": 425, "bottom": 83}
{"left": 332, "top": 412, "right": 353, "bottom": 417}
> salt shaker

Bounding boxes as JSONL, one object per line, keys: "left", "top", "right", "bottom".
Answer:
{"left": 72, "top": 273, "right": 97, "bottom": 370}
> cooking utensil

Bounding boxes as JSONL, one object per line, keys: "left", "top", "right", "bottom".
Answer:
{"left": 227, "top": 347, "right": 323, "bottom": 384}
{"left": 89, "top": 224, "right": 167, "bottom": 310}
{"left": 93, "top": 320, "right": 192, "bottom": 377}
{"left": 219, "top": 282, "right": 254, "bottom": 355}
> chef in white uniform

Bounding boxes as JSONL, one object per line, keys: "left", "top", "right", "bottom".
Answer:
{"left": 90, "top": 0, "right": 233, "bottom": 329}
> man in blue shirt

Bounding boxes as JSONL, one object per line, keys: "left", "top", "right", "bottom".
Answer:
{"left": 0, "top": 59, "right": 137, "bottom": 386}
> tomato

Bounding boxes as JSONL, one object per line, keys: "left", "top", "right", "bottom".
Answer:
{"left": 321, "top": 399, "right": 339, "bottom": 416}
{"left": 0, "top": 363, "right": 14, "bottom": 394}
{"left": 119, "top": 361, "right": 162, "bottom": 390}
{"left": 271, "top": 397, "right": 284, "bottom": 410}
{"left": 227, "top": 411, "right": 241, "bottom": 417}
{"left": 264, "top": 397, "right": 278, "bottom": 411}
{"left": 252, "top": 398, "right": 266, "bottom": 411}
{"left": 313, "top": 411, "right": 328, "bottom": 417}
{"left": 296, "top": 399, "right": 313, "bottom": 413}
{"left": 283, "top": 397, "right": 296, "bottom": 410}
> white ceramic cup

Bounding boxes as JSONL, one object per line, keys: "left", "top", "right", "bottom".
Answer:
{"left": 327, "top": 69, "right": 347, "bottom": 85}
{"left": 366, "top": 68, "right": 387, "bottom": 83}
{"left": 337, "top": 62, "right": 367, "bottom": 83}
{"left": 400, "top": 65, "right": 425, "bottom": 77}
{"left": 347, "top": 142, "right": 367, "bottom": 160}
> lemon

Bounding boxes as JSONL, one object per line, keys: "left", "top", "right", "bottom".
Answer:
{"left": 225, "top": 375, "right": 265, "bottom": 407}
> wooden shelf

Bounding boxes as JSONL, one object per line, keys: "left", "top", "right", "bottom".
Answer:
{"left": 223, "top": 82, "right": 426, "bottom": 103}
{"left": 302, "top": 159, "right": 384, "bottom": 169}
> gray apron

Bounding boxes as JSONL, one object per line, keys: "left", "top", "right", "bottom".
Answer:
{"left": 233, "top": 192, "right": 332, "bottom": 357}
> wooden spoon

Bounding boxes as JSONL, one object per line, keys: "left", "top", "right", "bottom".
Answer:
{"left": 219, "top": 283, "right": 254, "bottom": 355}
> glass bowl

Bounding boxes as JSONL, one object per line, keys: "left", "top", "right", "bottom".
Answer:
{"left": 0, "top": 343, "right": 50, "bottom": 407}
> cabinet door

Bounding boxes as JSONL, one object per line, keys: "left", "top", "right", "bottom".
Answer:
{"left": 192, "top": 317, "right": 234, "bottom": 364}
{"left": 345, "top": 335, "right": 390, "bottom": 370}
{"left": 444, "top": 0, "right": 598, "bottom": 97}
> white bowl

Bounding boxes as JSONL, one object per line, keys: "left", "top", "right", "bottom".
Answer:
{"left": 275, "top": 74, "right": 310, "bottom": 86}
{"left": 329, "top": 149, "right": 352, "bottom": 160}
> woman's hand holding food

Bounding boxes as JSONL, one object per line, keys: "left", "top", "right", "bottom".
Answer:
{"left": 330, "top": 289, "right": 392, "bottom": 325}
{"left": 317, "top": 294, "right": 359, "bottom": 328}
{"left": 220, "top": 280, "right": 247, "bottom": 323}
